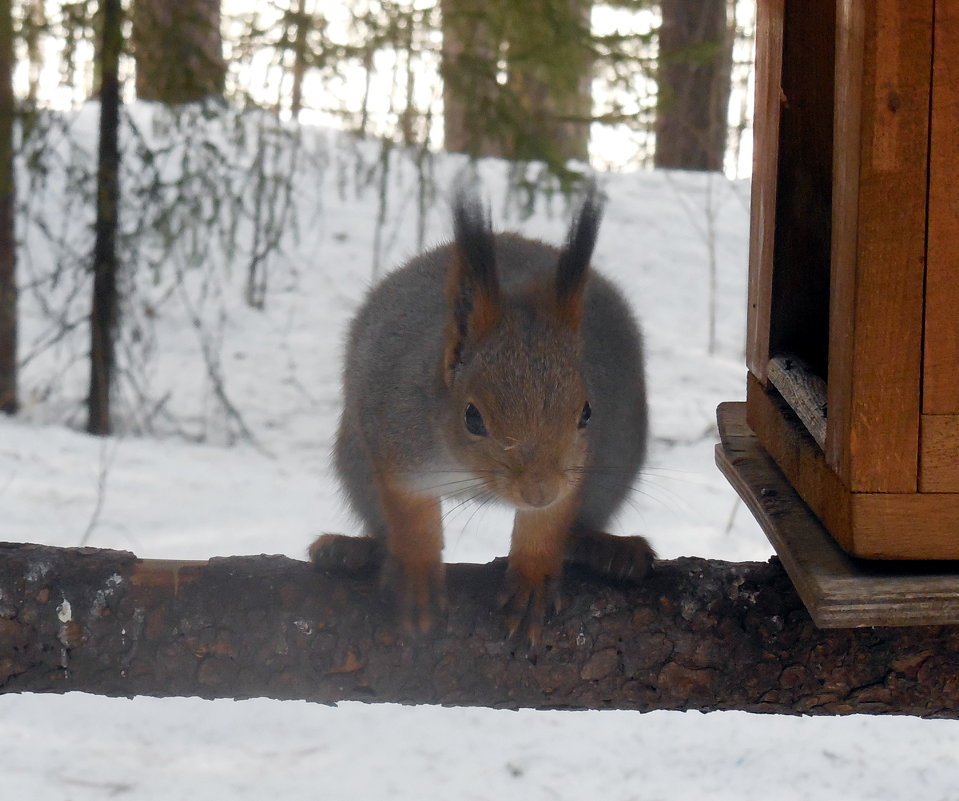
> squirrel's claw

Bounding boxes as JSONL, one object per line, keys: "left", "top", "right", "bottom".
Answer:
{"left": 381, "top": 556, "right": 447, "bottom": 635}
{"left": 499, "top": 569, "right": 562, "bottom": 647}
{"left": 566, "top": 530, "right": 655, "bottom": 584}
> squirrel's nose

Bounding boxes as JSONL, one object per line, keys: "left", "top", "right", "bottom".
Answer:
{"left": 518, "top": 476, "right": 562, "bottom": 508}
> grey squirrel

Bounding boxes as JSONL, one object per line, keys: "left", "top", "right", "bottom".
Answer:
{"left": 311, "top": 185, "right": 653, "bottom": 641}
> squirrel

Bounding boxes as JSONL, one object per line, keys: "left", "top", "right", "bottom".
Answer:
{"left": 311, "top": 184, "right": 653, "bottom": 642}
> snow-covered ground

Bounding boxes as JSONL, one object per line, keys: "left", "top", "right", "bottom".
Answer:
{"left": 2, "top": 105, "right": 958, "bottom": 799}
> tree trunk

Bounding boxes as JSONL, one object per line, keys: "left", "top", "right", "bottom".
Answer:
{"left": 131, "top": 0, "right": 225, "bottom": 104}
{"left": 655, "top": 0, "right": 733, "bottom": 171}
{"left": 289, "top": 0, "right": 309, "bottom": 118}
{"left": 506, "top": 0, "right": 593, "bottom": 164}
{"left": 441, "top": 0, "right": 593, "bottom": 164}
{"left": 0, "top": 0, "right": 16, "bottom": 414}
{"left": 87, "top": 0, "right": 122, "bottom": 436}
{"left": 440, "top": 0, "right": 504, "bottom": 157}
{"left": 3, "top": 541, "right": 959, "bottom": 717}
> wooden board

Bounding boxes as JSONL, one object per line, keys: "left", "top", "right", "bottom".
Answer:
{"left": 923, "top": 0, "right": 959, "bottom": 414}
{"left": 826, "top": 0, "right": 931, "bottom": 493}
{"left": 920, "top": 414, "right": 959, "bottom": 493}
{"left": 747, "top": 374, "right": 854, "bottom": 552}
{"left": 745, "top": 0, "right": 785, "bottom": 382}
{"left": 717, "top": 401, "right": 959, "bottom": 628}
{"left": 852, "top": 493, "right": 959, "bottom": 558}
{"left": 748, "top": 375, "right": 959, "bottom": 559}
{"left": 765, "top": 354, "right": 827, "bottom": 449}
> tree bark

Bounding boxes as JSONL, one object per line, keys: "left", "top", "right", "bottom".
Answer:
{"left": 131, "top": 0, "right": 225, "bottom": 105}
{"left": 440, "top": 0, "right": 504, "bottom": 157}
{"left": 441, "top": 0, "right": 593, "bottom": 164}
{"left": 87, "top": 0, "right": 122, "bottom": 436}
{"left": 289, "top": 0, "right": 310, "bottom": 117}
{"left": 0, "top": 0, "right": 16, "bottom": 414}
{"left": 506, "top": 0, "right": 593, "bottom": 164}
{"left": 3, "top": 542, "right": 959, "bottom": 716}
{"left": 655, "top": 0, "right": 733, "bottom": 171}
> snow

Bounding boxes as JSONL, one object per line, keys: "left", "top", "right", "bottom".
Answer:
{"left": 3, "top": 103, "right": 959, "bottom": 798}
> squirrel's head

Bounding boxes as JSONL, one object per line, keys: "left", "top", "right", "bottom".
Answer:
{"left": 442, "top": 187, "right": 602, "bottom": 510}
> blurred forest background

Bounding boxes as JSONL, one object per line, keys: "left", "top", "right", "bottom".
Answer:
{"left": 0, "top": 0, "right": 756, "bottom": 436}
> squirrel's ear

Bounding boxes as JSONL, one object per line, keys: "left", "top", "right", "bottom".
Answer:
{"left": 444, "top": 188, "right": 501, "bottom": 382}
{"left": 556, "top": 186, "right": 603, "bottom": 330}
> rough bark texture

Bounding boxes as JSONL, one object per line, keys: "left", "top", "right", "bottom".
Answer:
{"left": 0, "top": 0, "right": 16, "bottom": 415}
{"left": 441, "top": 0, "right": 503, "bottom": 157}
{"left": 132, "top": 0, "right": 225, "bottom": 104}
{"left": 3, "top": 542, "right": 959, "bottom": 716}
{"left": 655, "top": 0, "right": 733, "bottom": 171}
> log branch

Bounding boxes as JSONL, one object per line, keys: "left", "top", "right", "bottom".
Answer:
{"left": 2, "top": 542, "right": 959, "bottom": 716}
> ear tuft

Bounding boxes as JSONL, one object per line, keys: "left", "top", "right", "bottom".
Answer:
{"left": 452, "top": 187, "right": 498, "bottom": 304}
{"left": 556, "top": 185, "right": 604, "bottom": 329}
{"left": 445, "top": 186, "right": 500, "bottom": 382}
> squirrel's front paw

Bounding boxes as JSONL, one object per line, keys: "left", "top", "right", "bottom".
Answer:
{"left": 381, "top": 555, "right": 447, "bottom": 635}
{"left": 310, "top": 533, "right": 384, "bottom": 575}
{"left": 566, "top": 529, "right": 655, "bottom": 583}
{"left": 498, "top": 568, "right": 562, "bottom": 647}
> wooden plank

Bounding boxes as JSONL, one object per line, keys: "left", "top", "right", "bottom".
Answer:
{"left": 923, "top": 0, "right": 959, "bottom": 414}
{"left": 746, "top": 374, "right": 854, "bottom": 552}
{"left": 854, "top": 493, "right": 959, "bottom": 559}
{"left": 827, "top": 0, "right": 931, "bottom": 492}
{"left": 766, "top": 354, "right": 827, "bottom": 449}
{"left": 748, "top": 379, "right": 959, "bottom": 559}
{"left": 718, "top": 401, "right": 959, "bottom": 628}
{"left": 745, "top": 0, "right": 785, "bottom": 381}
{"left": 827, "top": 0, "right": 865, "bottom": 484}
{"left": 920, "top": 414, "right": 959, "bottom": 493}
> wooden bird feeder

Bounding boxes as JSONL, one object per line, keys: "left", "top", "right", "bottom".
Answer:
{"left": 716, "top": 0, "right": 959, "bottom": 627}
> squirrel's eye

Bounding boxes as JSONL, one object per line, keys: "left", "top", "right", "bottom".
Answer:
{"left": 578, "top": 401, "right": 592, "bottom": 429}
{"left": 464, "top": 403, "right": 488, "bottom": 437}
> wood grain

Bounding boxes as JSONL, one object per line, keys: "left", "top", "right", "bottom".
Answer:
{"left": 718, "top": 401, "right": 959, "bottom": 628}
{"left": 766, "top": 354, "right": 828, "bottom": 449}
{"left": 748, "top": 377, "right": 959, "bottom": 559}
{"left": 747, "top": 373, "right": 854, "bottom": 552}
{"left": 923, "top": 0, "right": 959, "bottom": 414}
{"left": 853, "top": 494, "right": 959, "bottom": 559}
{"left": 920, "top": 414, "right": 959, "bottom": 493}
{"left": 827, "top": 0, "right": 865, "bottom": 483}
{"left": 745, "top": 0, "right": 784, "bottom": 381}
{"left": 827, "top": 0, "right": 931, "bottom": 492}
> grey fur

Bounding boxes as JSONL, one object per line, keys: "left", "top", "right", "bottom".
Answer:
{"left": 334, "top": 205, "right": 647, "bottom": 539}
